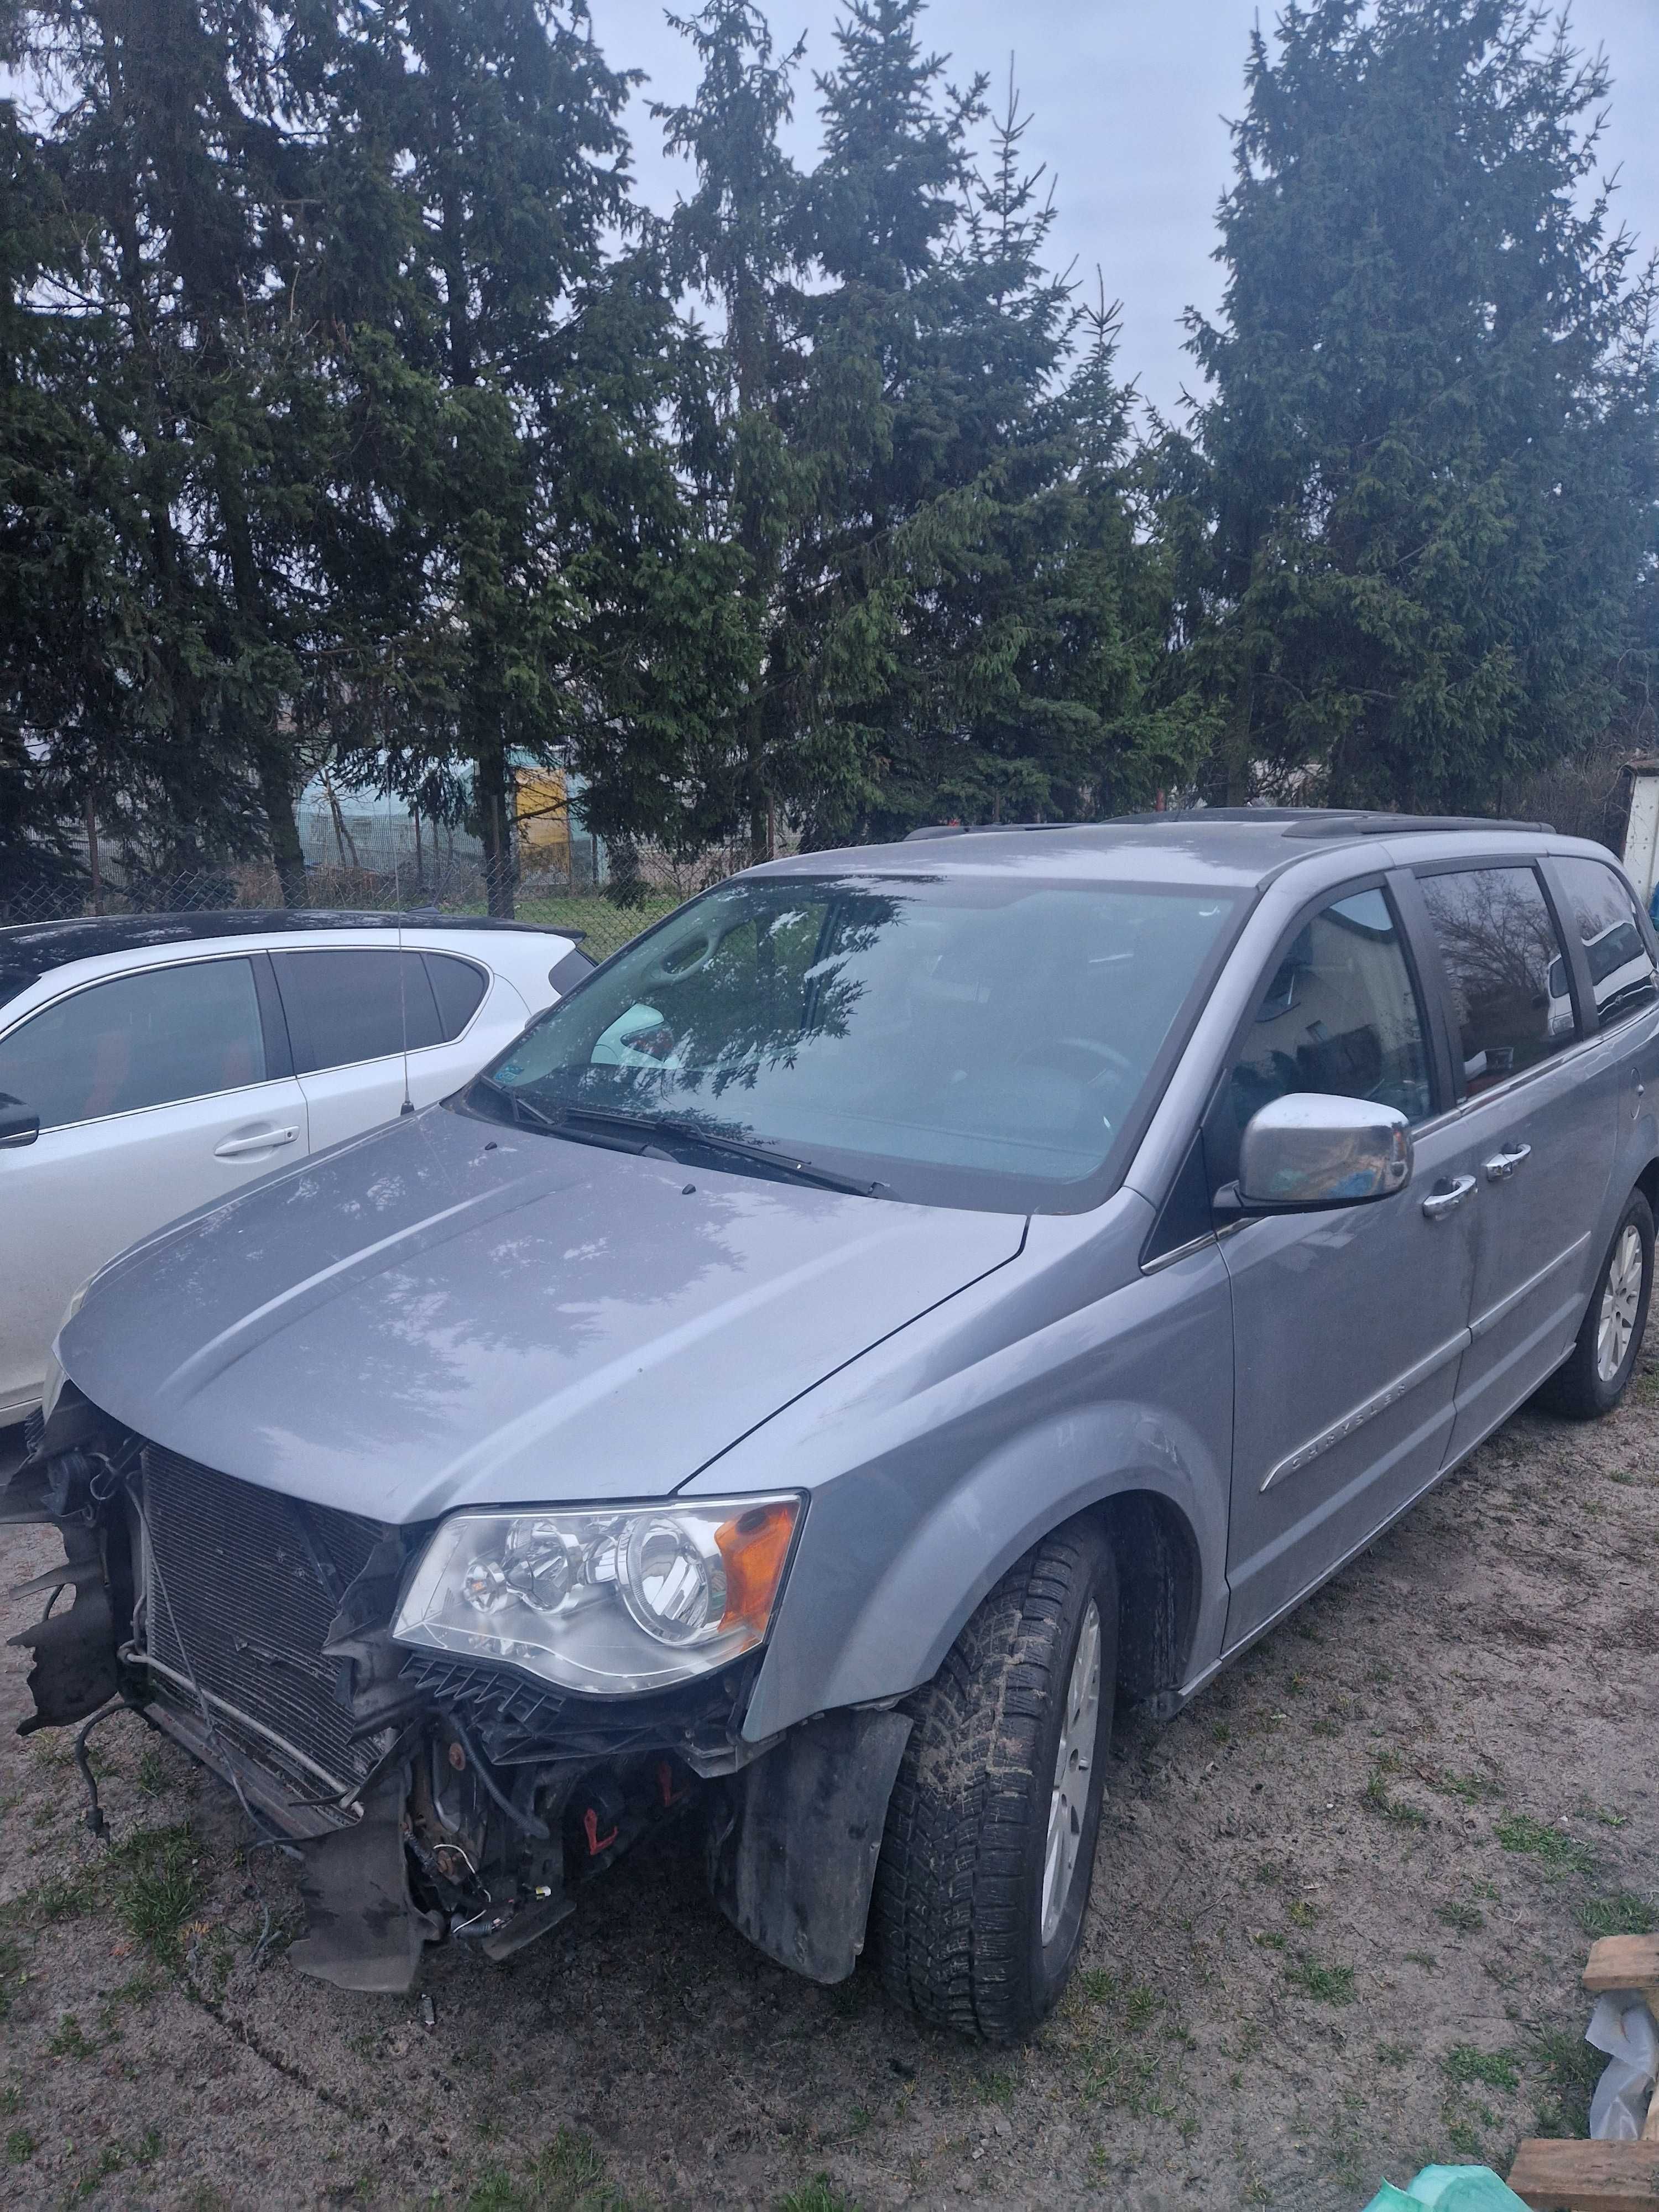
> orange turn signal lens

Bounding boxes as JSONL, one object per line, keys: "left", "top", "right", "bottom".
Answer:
{"left": 714, "top": 1499, "right": 800, "bottom": 1633}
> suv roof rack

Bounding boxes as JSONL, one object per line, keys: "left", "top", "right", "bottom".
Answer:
{"left": 903, "top": 808, "right": 1553, "bottom": 842}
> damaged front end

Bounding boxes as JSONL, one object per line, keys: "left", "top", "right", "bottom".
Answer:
{"left": 6, "top": 1394, "right": 908, "bottom": 1995}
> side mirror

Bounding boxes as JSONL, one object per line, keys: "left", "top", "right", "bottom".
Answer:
{"left": 0, "top": 1093, "right": 39, "bottom": 1150}
{"left": 1235, "top": 1092, "right": 1412, "bottom": 1212}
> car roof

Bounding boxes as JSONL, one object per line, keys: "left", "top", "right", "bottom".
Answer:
{"left": 756, "top": 808, "right": 1562, "bottom": 894}
{"left": 0, "top": 909, "right": 576, "bottom": 1008}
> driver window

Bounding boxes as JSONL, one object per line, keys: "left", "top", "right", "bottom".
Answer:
{"left": 1230, "top": 889, "right": 1432, "bottom": 1139}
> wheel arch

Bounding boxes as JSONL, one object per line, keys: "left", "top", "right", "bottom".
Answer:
{"left": 1094, "top": 1487, "right": 1204, "bottom": 1712}
{"left": 743, "top": 1399, "right": 1227, "bottom": 1742}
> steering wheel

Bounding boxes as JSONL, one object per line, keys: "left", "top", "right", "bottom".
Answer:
{"left": 1018, "top": 1036, "right": 1136, "bottom": 1091}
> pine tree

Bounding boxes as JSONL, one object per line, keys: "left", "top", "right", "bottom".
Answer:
{"left": 2, "top": 0, "right": 315, "bottom": 893}
{"left": 316, "top": 0, "right": 639, "bottom": 913}
{"left": 1175, "top": 0, "right": 1659, "bottom": 812}
{"left": 651, "top": 0, "right": 810, "bottom": 861}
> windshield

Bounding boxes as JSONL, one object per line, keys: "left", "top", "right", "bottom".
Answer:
{"left": 466, "top": 874, "right": 1239, "bottom": 1211}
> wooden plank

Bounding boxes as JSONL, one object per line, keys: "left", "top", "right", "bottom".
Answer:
{"left": 1508, "top": 2138, "right": 1659, "bottom": 2210}
{"left": 1585, "top": 1938, "right": 1659, "bottom": 1998}
{"left": 1644, "top": 2089, "right": 1659, "bottom": 2145}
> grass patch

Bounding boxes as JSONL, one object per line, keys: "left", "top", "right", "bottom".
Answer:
{"left": 1437, "top": 1901, "right": 1486, "bottom": 1934}
{"left": 779, "top": 2182, "right": 863, "bottom": 2212}
{"left": 1288, "top": 1900, "right": 1320, "bottom": 1929}
{"left": 463, "top": 2129, "right": 630, "bottom": 2211}
{"left": 48, "top": 2013, "right": 98, "bottom": 2059}
{"left": 1496, "top": 1814, "right": 1595, "bottom": 1879}
{"left": 1441, "top": 1771, "right": 1504, "bottom": 1803}
{"left": 1577, "top": 1892, "right": 1659, "bottom": 1938}
{"left": 1443, "top": 2113, "right": 1485, "bottom": 2159}
{"left": 1286, "top": 1954, "right": 1355, "bottom": 2004}
{"left": 1076, "top": 1970, "right": 1157, "bottom": 2032}
{"left": 1366, "top": 1771, "right": 1428, "bottom": 1829}
{"left": 6, "top": 2128, "right": 34, "bottom": 2164}
{"left": 1532, "top": 2023, "right": 1606, "bottom": 2137}
{"left": 134, "top": 1747, "right": 167, "bottom": 1796}
{"left": 1072, "top": 1974, "right": 1176, "bottom": 2117}
{"left": 109, "top": 1825, "right": 203, "bottom": 1951}
{"left": 11, "top": 1872, "right": 92, "bottom": 1926}
{"left": 1443, "top": 2046, "right": 1520, "bottom": 2091}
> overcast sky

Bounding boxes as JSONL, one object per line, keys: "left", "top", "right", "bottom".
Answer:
{"left": 604, "top": 0, "right": 1659, "bottom": 419}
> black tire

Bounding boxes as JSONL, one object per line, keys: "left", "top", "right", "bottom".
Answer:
{"left": 1538, "top": 1188, "right": 1653, "bottom": 1420}
{"left": 873, "top": 1521, "right": 1118, "bottom": 2042}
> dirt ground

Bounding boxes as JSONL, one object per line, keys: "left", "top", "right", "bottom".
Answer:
{"left": 1, "top": 1349, "right": 1655, "bottom": 2212}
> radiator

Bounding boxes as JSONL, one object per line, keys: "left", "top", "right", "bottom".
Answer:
{"left": 139, "top": 1446, "right": 383, "bottom": 1801}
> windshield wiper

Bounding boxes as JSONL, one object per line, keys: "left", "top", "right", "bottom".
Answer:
{"left": 468, "top": 1077, "right": 660, "bottom": 1154}
{"left": 468, "top": 1073, "right": 561, "bottom": 1133}
{"left": 560, "top": 1107, "right": 885, "bottom": 1198}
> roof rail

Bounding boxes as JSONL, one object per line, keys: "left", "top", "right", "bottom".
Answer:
{"left": 903, "top": 809, "right": 1553, "bottom": 842}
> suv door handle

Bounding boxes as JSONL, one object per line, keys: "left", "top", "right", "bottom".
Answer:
{"left": 1422, "top": 1174, "right": 1477, "bottom": 1220}
{"left": 1483, "top": 1142, "right": 1531, "bottom": 1182}
{"left": 213, "top": 1126, "right": 299, "bottom": 1159}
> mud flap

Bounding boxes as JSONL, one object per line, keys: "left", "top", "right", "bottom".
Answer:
{"left": 9, "top": 1521, "right": 118, "bottom": 1734}
{"left": 708, "top": 1708, "right": 911, "bottom": 1984}
{"left": 289, "top": 1771, "right": 445, "bottom": 1994}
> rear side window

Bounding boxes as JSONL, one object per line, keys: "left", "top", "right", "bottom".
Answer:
{"left": 0, "top": 958, "right": 266, "bottom": 1130}
{"left": 1229, "top": 888, "right": 1433, "bottom": 1143}
{"left": 272, "top": 950, "right": 443, "bottom": 1074}
{"left": 1418, "top": 866, "right": 1573, "bottom": 1094}
{"left": 423, "top": 952, "right": 488, "bottom": 1041}
{"left": 1551, "top": 857, "right": 1658, "bottom": 1026}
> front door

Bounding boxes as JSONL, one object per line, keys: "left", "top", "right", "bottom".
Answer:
{"left": 1214, "top": 880, "right": 1480, "bottom": 1648}
{"left": 0, "top": 956, "right": 307, "bottom": 1416}
{"left": 1416, "top": 861, "right": 1625, "bottom": 1459}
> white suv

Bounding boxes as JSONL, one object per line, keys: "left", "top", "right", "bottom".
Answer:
{"left": 0, "top": 910, "right": 592, "bottom": 1423}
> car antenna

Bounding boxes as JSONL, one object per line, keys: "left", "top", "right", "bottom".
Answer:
{"left": 396, "top": 860, "right": 414, "bottom": 1116}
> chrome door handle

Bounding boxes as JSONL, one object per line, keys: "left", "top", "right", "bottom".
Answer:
{"left": 213, "top": 1126, "right": 299, "bottom": 1159}
{"left": 1422, "top": 1174, "right": 1477, "bottom": 1220}
{"left": 1483, "top": 1142, "right": 1532, "bottom": 1182}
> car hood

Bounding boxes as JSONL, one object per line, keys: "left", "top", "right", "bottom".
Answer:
{"left": 59, "top": 1104, "right": 1026, "bottom": 1520}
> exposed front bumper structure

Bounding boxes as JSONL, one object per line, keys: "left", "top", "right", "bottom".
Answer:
{"left": 7, "top": 1398, "right": 909, "bottom": 1994}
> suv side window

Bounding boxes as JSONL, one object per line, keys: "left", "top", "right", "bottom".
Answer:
{"left": 0, "top": 958, "right": 267, "bottom": 1130}
{"left": 424, "top": 952, "right": 488, "bottom": 1041}
{"left": 1551, "top": 856, "right": 1658, "bottom": 1027}
{"left": 1418, "top": 865, "right": 1574, "bottom": 1095}
{"left": 271, "top": 950, "right": 444, "bottom": 1074}
{"left": 1228, "top": 887, "right": 1433, "bottom": 1143}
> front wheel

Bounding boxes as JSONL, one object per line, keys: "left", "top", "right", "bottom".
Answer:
{"left": 1538, "top": 1188, "right": 1653, "bottom": 1420}
{"left": 872, "top": 1521, "right": 1119, "bottom": 2042}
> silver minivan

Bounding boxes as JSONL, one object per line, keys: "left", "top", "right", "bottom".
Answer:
{"left": 16, "top": 811, "right": 1659, "bottom": 2039}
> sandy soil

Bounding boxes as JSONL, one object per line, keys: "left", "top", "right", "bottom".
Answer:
{"left": 2, "top": 1350, "right": 1655, "bottom": 2212}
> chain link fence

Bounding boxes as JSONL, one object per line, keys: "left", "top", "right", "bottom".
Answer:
{"left": 0, "top": 844, "right": 755, "bottom": 963}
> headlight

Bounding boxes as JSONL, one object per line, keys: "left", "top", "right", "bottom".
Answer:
{"left": 392, "top": 1495, "right": 802, "bottom": 1696}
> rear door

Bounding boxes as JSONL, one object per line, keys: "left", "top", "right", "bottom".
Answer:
{"left": 1414, "top": 861, "right": 1621, "bottom": 1459}
{"left": 0, "top": 953, "right": 306, "bottom": 1415}
{"left": 1215, "top": 874, "right": 1483, "bottom": 1647}
{"left": 270, "top": 945, "right": 504, "bottom": 1152}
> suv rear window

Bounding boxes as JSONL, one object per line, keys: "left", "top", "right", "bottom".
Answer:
{"left": 1418, "top": 866, "right": 1574, "bottom": 1094}
{"left": 272, "top": 950, "right": 444, "bottom": 1074}
{"left": 424, "top": 952, "right": 488, "bottom": 1039}
{"left": 1551, "top": 856, "right": 1658, "bottom": 1026}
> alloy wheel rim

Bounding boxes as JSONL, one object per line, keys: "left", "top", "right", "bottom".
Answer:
{"left": 1597, "top": 1224, "right": 1645, "bottom": 1383}
{"left": 1041, "top": 1597, "right": 1102, "bottom": 1950}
